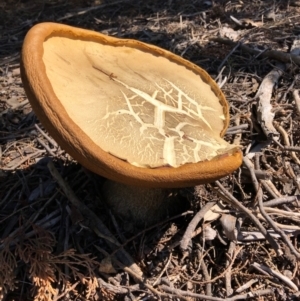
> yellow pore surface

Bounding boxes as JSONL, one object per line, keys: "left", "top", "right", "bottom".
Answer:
{"left": 43, "top": 36, "right": 235, "bottom": 168}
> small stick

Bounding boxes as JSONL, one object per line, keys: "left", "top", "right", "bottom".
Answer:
{"left": 217, "top": 40, "right": 242, "bottom": 73}
{"left": 245, "top": 170, "right": 271, "bottom": 180}
{"left": 198, "top": 249, "right": 212, "bottom": 296}
{"left": 226, "top": 123, "right": 249, "bottom": 131}
{"left": 285, "top": 161, "right": 300, "bottom": 192}
{"left": 263, "top": 195, "right": 300, "bottom": 207}
{"left": 243, "top": 157, "right": 259, "bottom": 191}
{"left": 283, "top": 146, "right": 300, "bottom": 152}
{"left": 235, "top": 278, "right": 258, "bottom": 293}
{"left": 179, "top": 246, "right": 212, "bottom": 287}
{"left": 226, "top": 130, "right": 249, "bottom": 135}
{"left": 152, "top": 253, "right": 172, "bottom": 286}
{"left": 97, "top": 278, "right": 131, "bottom": 294}
{"left": 274, "top": 122, "right": 300, "bottom": 165}
{"left": 36, "top": 137, "right": 56, "bottom": 157}
{"left": 180, "top": 202, "right": 216, "bottom": 251}
{"left": 260, "top": 179, "right": 281, "bottom": 198}
{"left": 225, "top": 242, "right": 235, "bottom": 296}
{"left": 212, "top": 37, "right": 300, "bottom": 66}
{"left": 57, "top": 0, "right": 132, "bottom": 21}
{"left": 252, "top": 262, "right": 298, "bottom": 291}
{"left": 263, "top": 207, "right": 300, "bottom": 219}
{"left": 160, "top": 285, "right": 274, "bottom": 301}
{"left": 35, "top": 124, "right": 58, "bottom": 148}
{"left": 109, "top": 211, "right": 127, "bottom": 244}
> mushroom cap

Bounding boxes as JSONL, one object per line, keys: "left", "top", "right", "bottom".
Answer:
{"left": 21, "top": 22, "right": 242, "bottom": 187}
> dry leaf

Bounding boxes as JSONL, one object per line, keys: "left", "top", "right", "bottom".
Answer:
{"left": 203, "top": 202, "right": 225, "bottom": 222}
{"left": 220, "top": 214, "right": 237, "bottom": 241}
{"left": 203, "top": 225, "right": 217, "bottom": 241}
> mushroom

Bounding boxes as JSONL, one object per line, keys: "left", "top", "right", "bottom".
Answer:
{"left": 21, "top": 22, "right": 242, "bottom": 225}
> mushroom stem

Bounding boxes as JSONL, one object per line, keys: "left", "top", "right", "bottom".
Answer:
{"left": 102, "top": 180, "right": 188, "bottom": 226}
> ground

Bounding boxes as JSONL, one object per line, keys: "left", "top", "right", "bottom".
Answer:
{"left": 1, "top": 0, "right": 300, "bottom": 300}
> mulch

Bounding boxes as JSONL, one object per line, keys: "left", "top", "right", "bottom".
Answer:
{"left": 1, "top": 0, "right": 300, "bottom": 300}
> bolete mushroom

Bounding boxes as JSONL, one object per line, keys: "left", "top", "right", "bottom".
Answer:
{"left": 21, "top": 23, "right": 242, "bottom": 225}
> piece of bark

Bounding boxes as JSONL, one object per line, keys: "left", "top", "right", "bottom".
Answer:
{"left": 255, "top": 64, "right": 284, "bottom": 139}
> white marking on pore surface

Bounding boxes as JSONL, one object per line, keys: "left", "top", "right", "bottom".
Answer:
{"left": 164, "top": 79, "right": 215, "bottom": 129}
{"left": 102, "top": 77, "right": 226, "bottom": 166}
{"left": 163, "top": 136, "right": 176, "bottom": 166}
{"left": 114, "top": 77, "right": 208, "bottom": 120}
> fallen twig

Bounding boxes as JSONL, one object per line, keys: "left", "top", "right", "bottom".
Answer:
{"left": 36, "top": 137, "right": 56, "bottom": 157}
{"left": 252, "top": 262, "right": 298, "bottom": 291}
{"left": 237, "top": 229, "right": 300, "bottom": 241}
{"left": 263, "top": 195, "right": 300, "bottom": 207}
{"left": 152, "top": 253, "right": 172, "bottom": 287}
{"left": 235, "top": 278, "right": 258, "bottom": 293}
{"left": 274, "top": 122, "right": 300, "bottom": 165}
{"left": 35, "top": 124, "right": 58, "bottom": 148}
{"left": 199, "top": 250, "right": 212, "bottom": 297}
{"left": 211, "top": 37, "right": 300, "bottom": 66}
{"left": 97, "top": 278, "right": 133, "bottom": 294}
{"left": 263, "top": 207, "right": 300, "bottom": 219}
{"left": 260, "top": 179, "right": 281, "bottom": 198}
{"left": 217, "top": 40, "right": 242, "bottom": 72}
{"left": 180, "top": 202, "right": 216, "bottom": 252}
{"left": 57, "top": 0, "right": 131, "bottom": 21}
{"left": 225, "top": 242, "right": 235, "bottom": 296}
{"left": 160, "top": 285, "right": 274, "bottom": 300}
